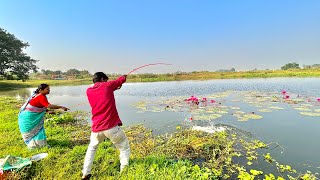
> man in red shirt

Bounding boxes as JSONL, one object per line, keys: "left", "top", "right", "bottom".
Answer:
{"left": 82, "top": 72, "right": 130, "bottom": 180}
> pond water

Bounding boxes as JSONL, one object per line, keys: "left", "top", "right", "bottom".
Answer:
{"left": 2, "top": 77, "right": 320, "bottom": 174}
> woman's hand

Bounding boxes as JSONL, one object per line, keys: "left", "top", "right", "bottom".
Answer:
{"left": 47, "top": 104, "right": 69, "bottom": 111}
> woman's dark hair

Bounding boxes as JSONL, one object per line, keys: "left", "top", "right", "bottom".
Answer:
{"left": 93, "top": 72, "right": 108, "bottom": 83}
{"left": 34, "top": 84, "right": 49, "bottom": 94}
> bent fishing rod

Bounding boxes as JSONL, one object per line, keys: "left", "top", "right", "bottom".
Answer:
{"left": 126, "top": 63, "right": 172, "bottom": 75}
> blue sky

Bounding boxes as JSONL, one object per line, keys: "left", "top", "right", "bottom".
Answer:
{"left": 1, "top": 0, "right": 320, "bottom": 74}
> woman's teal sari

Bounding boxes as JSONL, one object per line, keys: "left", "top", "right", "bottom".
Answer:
{"left": 18, "top": 94, "right": 48, "bottom": 149}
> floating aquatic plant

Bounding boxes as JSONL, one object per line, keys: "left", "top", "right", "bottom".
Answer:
{"left": 258, "top": 109, "right": 272, "bottom": 113}
{"left": 299, "top": 112, "right": 320, "bottom": 117}
{"left": 192, "top": 114, "right": 222, "bottom": 121}
{"left": 132, "top": 90, "right": 319, "bottom": 125}
{"left": 294, "top": 107, "right": 313, "bottom": 111}
{"left": 269, "top": 106, "right": 284, "bottom": 110}
{"left": 232, "top": 112, "right": 263, "bottom": 121}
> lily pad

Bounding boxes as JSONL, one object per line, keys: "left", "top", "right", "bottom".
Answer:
{"left": 294, "top": 107, "right": 312, "bottom": 111}
{"left": 269, "top": 106, "right": 284, "bottom": 110}
{"left": 234, "top": 111, "right": 245, "bottom": 114}
{"left": 258, "top": 109, "right": 272, "bottom": 113}
{"left": 300, "top": 112, "right": 320, "bottom": 116}
{"left": 300, "top": 104, "right": 313, "bottom": 107}
{"left": 237, "top": 117, "right": 249, "bottom": 121}
{"left": 193, "top": 114, "right": 222, "bottom": 120}
{"left": 243, "top": 114, "right": 263, "bottom": 120}
{"left": 216, "top": 110, "right": 228, "bottom": 114}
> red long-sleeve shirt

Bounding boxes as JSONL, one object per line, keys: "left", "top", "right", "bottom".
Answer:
{"left": 29, "top": 94, "right": 50, "bottom": 108}
{"left": 86, "top": 76, "right": 126, "bottom": 132}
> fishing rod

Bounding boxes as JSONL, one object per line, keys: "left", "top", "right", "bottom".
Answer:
{"left": 126, "top": 63, "right": 172, "bottom": 75}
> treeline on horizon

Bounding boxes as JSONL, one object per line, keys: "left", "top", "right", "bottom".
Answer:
{"left": 126, "top": 64, "right": 320, "bottom": 82}
{"left": 28, "top": 62, "right": 320, "bottom": 81}
{"left": 28, "top": 69, "right": 92, "bottom": 80}
{"left": 2, "top": 62, "right": 320, "bottom": 81}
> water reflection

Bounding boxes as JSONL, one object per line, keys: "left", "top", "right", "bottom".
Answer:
{"left": 0, "top": 88, "right": 33, "bottom": 99}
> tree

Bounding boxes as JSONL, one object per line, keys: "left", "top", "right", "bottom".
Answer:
{"left": 281, "top": 62, "right": 300, "bottom": 70}
{"left": 65, "top": 68, "right": 80, "bottom": 76}
{"left": 41, "top": 69, "right": 53, "bottom": 75}
{"left": 0, "top": 28, "right": 38, "bottom": 81}
{"left": 303, "top": 64, "right": 311, "bottom": 69}
{"left": 302, "top": 64, "right": 320, "bottom": 69}
{"left": 79, "top": 70, "right": 91, "bottom": 77}
{"left": 53, "top": 70, "right": 62, "bottom": 75}
{"left": 216, "top": 68, "right": 236, "bottom": 72}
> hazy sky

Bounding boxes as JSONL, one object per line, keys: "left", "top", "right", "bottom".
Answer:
{"left": 1, "top": 0, "right": 320, "bottom": 74}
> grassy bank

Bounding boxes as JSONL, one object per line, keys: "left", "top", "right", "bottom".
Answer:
{"left": 1, "top": 69, "right": 320, "bottom": 90}
{"left": 0, "top": 97, "right": 318, "bottom": 179}
{"left": 0, "top": 79, "right": 92, "bottom": 90}
{"left": 127, "top": 68, "right": 320, "bottom": 82}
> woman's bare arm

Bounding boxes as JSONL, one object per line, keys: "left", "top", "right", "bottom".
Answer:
{"left": 47, "top": 104, "right": 69, "bottom": 111}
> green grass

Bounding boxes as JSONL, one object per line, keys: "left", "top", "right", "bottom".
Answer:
{"left": 0, "top": 97, "right": 318, "bottom": 179}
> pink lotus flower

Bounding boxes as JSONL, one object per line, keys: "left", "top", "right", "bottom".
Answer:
{"left": 317, "top": 98, "right": 320, "bottom": 102}
{"left": 210, "top": 100, "right": 216, "bottom": 103}
{"left": 187, "top": 96, "right": 196, "bottom": 101}
{"left": 281, "top": 90, "right": 286, "bottom": 94}
{"left": 284, "top": 95, "right": 290, "bottom": 99}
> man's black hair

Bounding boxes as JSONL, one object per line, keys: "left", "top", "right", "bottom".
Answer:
{"left": 93, "top": 72, "right": 108, "bottom": 83}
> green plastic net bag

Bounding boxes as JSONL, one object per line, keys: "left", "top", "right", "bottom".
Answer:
{"left": 0, "top": 155, "right": 32, "bottom": 171}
